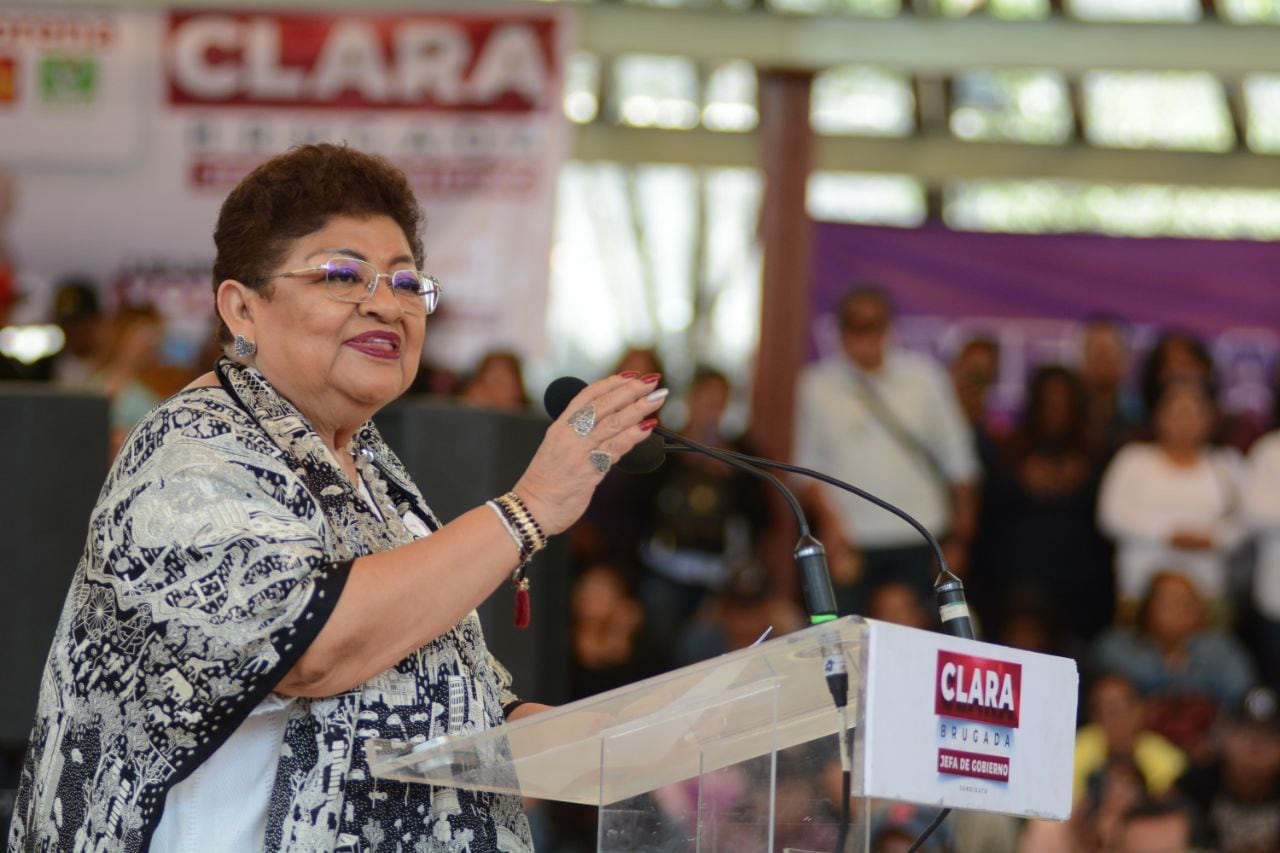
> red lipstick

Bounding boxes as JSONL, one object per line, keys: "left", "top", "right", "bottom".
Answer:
{"left": 345, "top": 330, "right": 401, "bottom": 361}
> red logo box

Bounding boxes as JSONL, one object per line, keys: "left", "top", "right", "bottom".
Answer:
{"left": 165, "top": 11, "right": 559, "bottom": 112}
{"left": 937, "top": 748, "right": 1010, "bottom": 782}
{"left": 935, "top": 650, "right": 1022, "bottom": 728}
{"left": 0, "top": 56, "right": 17, "bottom": 105}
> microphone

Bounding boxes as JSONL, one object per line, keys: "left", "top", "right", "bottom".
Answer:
{"left": 543, "top": 376, "right": 838, "bottom": 623}
{"left": 656, "top": 436, "right": 974, "bottom": 853}
{"left": 662, "top": 442, "right": 978, "bottom": 642}
{"left": 543, "top": 376, "right": 666, "bottom": 474}
{"left": 658, "top": 437, "right": 977, "bottom": 853}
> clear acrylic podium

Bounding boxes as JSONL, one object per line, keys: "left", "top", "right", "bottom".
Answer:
{"left": 369, "top": 617, "right": 1077, "bottom": 851}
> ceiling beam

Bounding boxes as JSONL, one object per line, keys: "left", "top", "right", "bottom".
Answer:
{"left": 580, "top": 7, "right": 1280, "bottom": 78}
{"left": 43, "top": 1, "right": 1280, "bottom": 77}
{"left": 572, "top": 124, "right": 1280, "bottom": 189}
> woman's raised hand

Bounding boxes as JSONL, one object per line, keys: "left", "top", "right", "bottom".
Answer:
{"left": 513, "top": 373, "right": 667, "bottom": 535}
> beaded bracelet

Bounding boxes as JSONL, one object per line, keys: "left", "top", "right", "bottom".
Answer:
{"left": 486, "top": 491, "right": 547, "bottom": 629}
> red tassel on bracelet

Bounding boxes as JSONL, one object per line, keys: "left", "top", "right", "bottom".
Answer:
{"left": 513, "top": 576, "right": 531, "bottom": 629}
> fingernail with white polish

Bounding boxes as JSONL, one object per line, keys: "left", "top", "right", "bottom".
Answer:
{"left": 646, "top": 388, "right": 670, "bottom": 403}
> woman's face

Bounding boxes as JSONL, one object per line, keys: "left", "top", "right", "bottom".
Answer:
{"left": 1153, "top": 384, "right": 1213, "bottom": 450}
{"left": 1036, "top": 376, "right": 1075, "bottom": 437}
{"left": 464, "top": 357, "right": 524, "bottom": 410}
{"left": 1144, "top": 575, "right": 1201, "bottom": 644}
{"left": 1158, "top": 339, "right": 1208, "bottom": 384}
{"left": 239, "top": 214, "right": 425, "bottom": 428}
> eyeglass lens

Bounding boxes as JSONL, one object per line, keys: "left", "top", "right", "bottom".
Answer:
{"left": 320, "top": 257, "right": 439, "bottom": 314}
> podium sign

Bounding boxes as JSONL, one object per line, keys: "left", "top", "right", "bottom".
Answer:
{"left": 858, "top": 621, "right": 1077, "bottom": 820}
{"left": 369, "top": 617, "right": 1078, "bottom": 849}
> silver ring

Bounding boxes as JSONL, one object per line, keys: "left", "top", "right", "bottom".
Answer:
{"left": 568, "top": 405, "right": 596, "bottom": 437}
{"left": 589, "top": 450, "right": 612, "bottom": 474}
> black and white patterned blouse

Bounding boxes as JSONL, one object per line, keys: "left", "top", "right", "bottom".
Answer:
{"left": 9, "top": 358, "right": 532, "bottom": 852}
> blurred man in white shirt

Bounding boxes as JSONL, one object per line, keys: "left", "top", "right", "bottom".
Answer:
{"left": 794, "top": 286, "right": 979, "bottom": 616}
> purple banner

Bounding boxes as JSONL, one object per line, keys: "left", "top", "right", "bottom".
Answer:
{"left": 810, "top": 222, "right": 1280, "bottom": 420}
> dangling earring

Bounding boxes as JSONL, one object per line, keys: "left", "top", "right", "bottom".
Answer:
{"left": 233, "top": 334, "right": 257, "bottom": 358}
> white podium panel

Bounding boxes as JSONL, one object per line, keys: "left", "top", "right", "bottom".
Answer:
{"left": 858, "top": 621, "right": 1078, "bottom": 820}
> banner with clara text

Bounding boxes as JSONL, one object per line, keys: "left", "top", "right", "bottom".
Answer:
{"left": 0, "top": 6, "right": 571, "bottom": 369}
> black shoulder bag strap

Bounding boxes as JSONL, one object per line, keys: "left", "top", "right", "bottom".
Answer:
{"left": 848, "top": 368, "right": 953, "bottom": 498}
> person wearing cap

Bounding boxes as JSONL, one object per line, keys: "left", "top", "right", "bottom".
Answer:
{"left": 48, "top": 277, "right": 105, "bottom": 386}
{"left": 1175, "top": 685, "right": 1280, "bottom": 852}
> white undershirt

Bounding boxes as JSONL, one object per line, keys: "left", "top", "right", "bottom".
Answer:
{"left": 150, "top": 693, "right": 293, "bottom": 852}
{"left": 151, "top": 472, "right": 430, "bottom": 851}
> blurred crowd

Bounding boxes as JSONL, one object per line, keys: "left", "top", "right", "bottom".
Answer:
{"left": 5, "top": 275, "right": 1280, "bottom": 851}
{"left": 540, "top": 288, "right": 1280, "bottom": 853}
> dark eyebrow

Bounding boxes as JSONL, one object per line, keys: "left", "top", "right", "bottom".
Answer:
{"left": 307, "top": 247, "right": 417, "bottom": 268}
{"left": 307, "top": 247, "right": 369, "bottom": 262}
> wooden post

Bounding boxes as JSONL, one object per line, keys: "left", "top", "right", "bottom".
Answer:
{"left": 751, "top": 69, "right": 814, "bottom": 464}
{"left": 752, "top": 69, "right": 815, "bottom": 599}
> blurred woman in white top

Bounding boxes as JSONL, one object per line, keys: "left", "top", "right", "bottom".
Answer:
{"left": 1098, "top": 377, "right": 1245, "bottom": 609}
{"left": 1243, "top": 395, "right": 1280, "bottom": 680}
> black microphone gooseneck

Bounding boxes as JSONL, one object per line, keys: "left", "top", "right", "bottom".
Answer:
{"left": 545, "top": 377, "right": 966, "bottom": 852}
{"left": 662, "top": 442, "right": 974, "bottom": 853}
{"left": 542, "top": 377, "right": 839, "bottom": 624}
{"left": 650, "top": 427, "right": 839, "bottom": 625}
{"left": 663, "top": 443, "right": 978, "bottom": 641}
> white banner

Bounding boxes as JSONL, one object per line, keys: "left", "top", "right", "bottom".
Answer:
{"left": 0, "top": 6, "right": 570, "bottom": 368}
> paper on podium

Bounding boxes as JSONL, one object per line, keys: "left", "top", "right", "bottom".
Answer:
{"left": 368, "top": 617, "right": 865, "bottom": 805}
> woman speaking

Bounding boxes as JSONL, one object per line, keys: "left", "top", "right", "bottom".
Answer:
{"left": 9, "top": 144, "right": 666, "bottom": 852}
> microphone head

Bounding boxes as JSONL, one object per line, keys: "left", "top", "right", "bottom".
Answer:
{"left": 617, "top": 434, "right": 666, "bottom": 474}
{"left": 543, "top": 375, "right": 666, "bottom": 474}
{"left": 544, "top": 376, "right": 587, "bottom": 419}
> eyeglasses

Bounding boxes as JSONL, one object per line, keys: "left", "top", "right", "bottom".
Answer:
{"left": 259, "top": 256, "right": 442, "bottom": 316}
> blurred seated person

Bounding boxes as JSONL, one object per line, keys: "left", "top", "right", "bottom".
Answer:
{"left": 0, "top": 274, "right": 52, "bottom": 382}
{"left": 1176, "top": 685, "right": 1280, "bottom": 853}
{"left": 636, "top": 367, "right": 770, "bottom": 633}
{"left": 676, "top": 570, "right": 805, "bottom": 666}
{"left": 1091, "top": 572, "right": 1257, "bottom": 757}
{"left": 1098, "top": 377, "right": 1245, "bottom": 612}
{"left": 866, "top": 580, "right": 933, "bottom": 631}
{"left": 567, "top": 564, "right": 663, "bottom": 700}
{"left": 1142, "top": 328, "right": 1258, "bottom": 453}
{"left": 997, "top": 597, "right": 1067, "bottom": 657}
{"left": 48, "top": 277, "right": 105, "bottom": 386}
{"left": 869, "top": 802, "right": 950, "bottom": 853}
{"left": 1079, "top": 316, "right": 1141, "bottom": 453}
{"left": 0, "top": 277, "right": 104, "bottom": 384}
{"left": 457, "top": 349, "right": 529, "bottom": 412}
{"left": 981, "top": 365, "right": 1113, "bottom": 648}
{"left": 949, "top": 334, "right": 1002, "bottom": 472}
{"left": 94, "top": 304, "right": 165, "bottom": 457}
{"left": 1244, "top": 414, "right": 1280, "bottom": 683}
{"left": 570, "top": 346, "right": 666, "bottom": 568}
{"left": 1065, "top": 756, "right": 1148, "bottom": 852}
{"left": 614, "top": 345, "right": 663, "bottom": 380}
{"left": 1140, "top": 331, "right": 1217, "bottom": 421}
{"left": 1113, "top": 797, "right": 1200, "bottom": 853}
{"left": 1074, "top": 673, "right": 1186, "bottom": 805}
